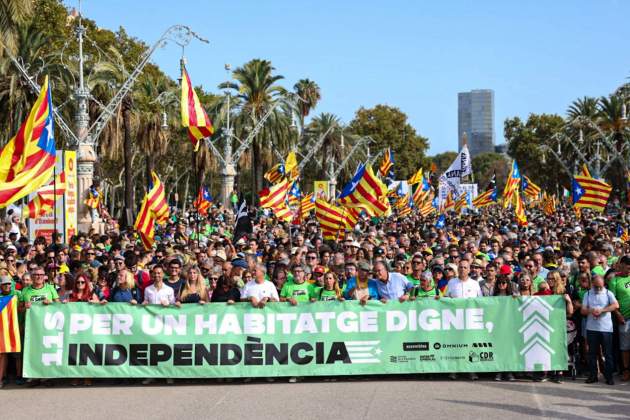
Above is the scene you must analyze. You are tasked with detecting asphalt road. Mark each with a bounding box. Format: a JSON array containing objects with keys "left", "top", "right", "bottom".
[{"left": 2, "top": 375, "right": 629, "bottom": 420}]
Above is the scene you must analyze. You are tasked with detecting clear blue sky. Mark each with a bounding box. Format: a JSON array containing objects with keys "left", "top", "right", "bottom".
[{"left": 76, "top": 0, "right": 630, "bottom": 155}]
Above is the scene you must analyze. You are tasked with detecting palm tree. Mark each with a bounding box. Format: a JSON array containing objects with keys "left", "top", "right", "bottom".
[
  {"left": 0, "top": 23, "right": 70, "bottom": 143},
  {"left": 293, "top": 79, "right": 321, "bottom": 129},
  {"left": 0, "top": 0, "right": 33, "bottom": 54},
  {"left": 134, "top": 73, "right": 176, "bottom": 184},
  {"left": 220, "top": 59, "right": 287, "bottom": 196},
  {"left": 598, "top": 94, "right": 629, "bottom": 193},
  {"left": 309, "top": 112, "right": 344, "bottom": 170}
]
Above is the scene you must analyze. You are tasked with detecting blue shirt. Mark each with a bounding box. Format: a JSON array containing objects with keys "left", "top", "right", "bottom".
[
  {"left": 375, "top": 272, "right": 413, "bottom": 300},
  {"left": 582, "top": 288, "right": 617, "bottom": 333},
  {"left": 343, "top": 277, "right": 380, "bottom": 300}
]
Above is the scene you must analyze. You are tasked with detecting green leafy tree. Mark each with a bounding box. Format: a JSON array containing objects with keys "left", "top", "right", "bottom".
[
  {"left": 505, "top": 114, "right": 566, "bottom": 194},
  {"left": 348, "top": 105, "right": 429, "bottom": 180},
  {"left": 472, "top": 152, "right": 509, "bottom": 189}
]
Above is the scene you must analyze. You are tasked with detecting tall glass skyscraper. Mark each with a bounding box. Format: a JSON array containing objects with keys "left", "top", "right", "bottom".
[{"left": 458, "top": 89, "right": 495, "bottom": 157}]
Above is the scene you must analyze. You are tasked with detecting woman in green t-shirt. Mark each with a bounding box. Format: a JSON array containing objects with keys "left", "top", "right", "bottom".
[{"left": 313, "top": 272, "right": 344, "bottom": 302}]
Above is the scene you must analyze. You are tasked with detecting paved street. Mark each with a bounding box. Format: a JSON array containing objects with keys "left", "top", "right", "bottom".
[{"left": 2, "top": 376, "right": 629, "bottom": 420}]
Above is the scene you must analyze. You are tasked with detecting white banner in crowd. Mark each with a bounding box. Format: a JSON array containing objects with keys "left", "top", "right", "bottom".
[{"left": 438, "top": 144, "right": 472, "bottom": 196}]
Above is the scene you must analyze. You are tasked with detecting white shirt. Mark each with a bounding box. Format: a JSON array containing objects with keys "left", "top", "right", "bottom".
[
  {"left": 144, "top": 283, "right": 175, "bottom": 305},
  {"left": 240, "top": 280, "right": 279, "bottom": 301},
  {"left": 446, "top": 277, "right": 483, "bottom": 298}
]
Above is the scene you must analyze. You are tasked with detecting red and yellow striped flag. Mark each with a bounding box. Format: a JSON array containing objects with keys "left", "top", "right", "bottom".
[
  {"left": 259, "top": 179, "right": 293, "bottom": 222},
  {"left": 181, "top": 64, "right": 214, "bottom": 151},
  {"left": 513, "top": 192, "right": 527, "bottom": 227},
  {"left": 442, "top": 191, "right": 455, "bottom": 212},
  {"left": 134, "top": 172, "right": 170, "bottom": 249},
  {"left": 315, "top": 199, "right": 346, "bottom": 238},
  {"left": 454, "top": 193, "right": 468, "bottom": 214},
  {"left": 0, "top": 296, "right": 21, "bottom": 353},
  {"left": 300, "top": 192, "right": 315, "bottom": 219},
  {"left": 0, "top": 76, "right": 57, "bottom": 208},
  {"left": 23, "top": 171, "right": 66, "bottom": 219}
]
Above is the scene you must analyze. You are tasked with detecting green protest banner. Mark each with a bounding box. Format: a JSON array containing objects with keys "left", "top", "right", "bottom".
[{"left": 24, "top": 296, "right": 567, "bottom": 378}]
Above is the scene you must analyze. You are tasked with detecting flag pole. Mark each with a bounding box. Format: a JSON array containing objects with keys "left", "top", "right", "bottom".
[{"left": 53, "top": 164, "right": 57, "bottom": 239}]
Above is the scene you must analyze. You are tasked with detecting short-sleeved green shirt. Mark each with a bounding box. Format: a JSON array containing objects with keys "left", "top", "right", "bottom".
[
  {"left": 413, "top": 287, "right": 437, "bottom": 298},
  {"left": 19, "top": 283, "right": 59, "bottom": 303},
  {"left": 280, "top": 281, "right": 311, "bottom": 302},
  {"left": 318, "top": 288, "right": 339, "bottom": 301},
  {"left": 612, "top": 275, "right": 630, "bottom": 318}
]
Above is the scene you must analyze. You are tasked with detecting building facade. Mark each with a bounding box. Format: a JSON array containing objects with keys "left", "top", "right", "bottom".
[{"left": 458, "top": 89, "right": 495, "bottom": 157}]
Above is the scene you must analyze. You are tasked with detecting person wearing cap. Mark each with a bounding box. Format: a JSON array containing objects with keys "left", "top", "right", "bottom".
[
  {"left": 469, "top": 258, "right": 485, "bottom": 282},
  {"left": 610, "top": 255, "right": 630, "bottom": 382},
  {"left": 344, "top": 261, "right": 379, "bottom": 303}
]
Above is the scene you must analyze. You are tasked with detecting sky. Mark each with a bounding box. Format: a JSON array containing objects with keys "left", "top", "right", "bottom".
[{"left": 74, "top": 0, "right": 630, "bottom": 155}]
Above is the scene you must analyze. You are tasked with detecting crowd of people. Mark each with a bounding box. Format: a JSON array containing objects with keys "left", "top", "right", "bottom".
[{"left": 1, "top": 198, "right": 629, "bottom": 388}]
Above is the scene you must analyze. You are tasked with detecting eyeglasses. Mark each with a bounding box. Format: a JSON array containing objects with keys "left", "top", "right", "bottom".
[
  {"left": 412, "top": 261, "right": 423, "bottom": 265},
  {"left": 87, "top": 253, "right": 95, "bottom": 256},
  {"left": 33, "top": 273, "right": 45, "bottom": 277},
  {"left": 306, "top": 256, "right": 317, "bottom": 260},
  {"left": 210, "top": 277, "right": 219, "bottom": 281},
  {"left": 76, "top": 281, "right": 86, "bottom": 285}
]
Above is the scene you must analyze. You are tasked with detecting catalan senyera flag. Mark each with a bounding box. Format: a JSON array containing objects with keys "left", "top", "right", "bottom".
[
  {"left": 147, "top": 171, "right": 169, "bottom": 225},
  {"left": 454, "top": 192, "right": 468, "bottom": 214},
  {"left": 300, "top": 192, "right": 315, "bottom": 219},
  {"left": 23, "top": 171, "right": 66, "bottom": 219},
  {"left": 502, "top": 161, "right": 521, "bottom": 208},
  {"left": 572, "top": 175, "right": 612, "bottom": 213},
  {"left": 580, "top": 164, "right": 591, "bottom": 178},
  {"left": 343, "top": 207, "right": 361, "bottom": 230},
  {"left": 0, "top": 76, "right": 56, "bottom": 208},
  {"left": 259, "top": 179, "right": 293, "bottom": 222},
  {"left": 0, "top": 296, "right": 21, "bottom": 353},
  {"left": 193, "top": 185, "right": 212, "bottom": 216},
  {"left": 134, "top": 172, "right": 170, "bottom": 250},
  {"left": 522, "top": 175, "right": 541, "bottom": 200},
  {"left": 264, "top": 163, "right": 285, "bottom": 184},
  {"left": 181, "top": 64, "right": 214, "bottom": 151},
  {"left": 407, "top": 168, "right": 423, "bottom": 185},
  {"left": 617, "top": 225, "right": 629, "bottom": 242},
  {"left": 395, "top": 193, "right": 410, "bottom": 210},
  {"left": 379, "top": 148, "right": 394, "bottom": 178},
  {"left": 134, "top": 194, "right": 155, "bottom": 249},
  {"left": 315, "top": 199, "right": 346, "bottom": 238},
  {"left": 513, "top": 192, "right": 527, "bottom": 227},
  {"left": 338, "top": 164, "right": 390, "bottom": 216}
]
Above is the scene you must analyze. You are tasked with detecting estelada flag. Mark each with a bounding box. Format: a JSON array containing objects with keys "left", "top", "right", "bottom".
[
  {"left": 0, "top": 76, "right": 56, "bottom": 208},
  {"left": 0, "top": 296, "right": 21, "bottom": 353},
  {"left": 193, "top": 185, "right": 212, "bottom": 216},
  {"left": 181, "top": 64, "right": 214, "bottom": 151}
]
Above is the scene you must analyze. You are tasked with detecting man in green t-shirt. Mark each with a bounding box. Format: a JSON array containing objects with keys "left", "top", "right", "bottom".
[
  {"left": 280, "top": 265, "right": 312, "bottom": 305},
  {"left": 19, "top": 267, "right": 59, "bottom": 308},
  {"left": 612, "top": 256, "right": 630, "bottom": 382},
  {"left": 406, "top": 255, "right": 426, "bottom": 286}
]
